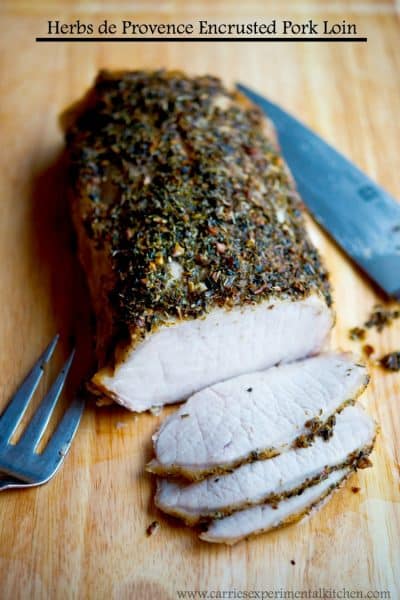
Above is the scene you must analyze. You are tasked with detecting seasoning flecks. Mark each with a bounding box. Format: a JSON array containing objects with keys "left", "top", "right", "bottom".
[
  {"left": 146, "top": 520, "right": 160, "bottom": 537},
  {"left": 379, "top": 351, "right": 400, "bottom": 372},
  {"left": 65, "top": 70, "right": 331, "bottom": 341}
]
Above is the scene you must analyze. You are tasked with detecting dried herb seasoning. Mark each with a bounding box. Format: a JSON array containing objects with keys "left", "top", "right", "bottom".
[
  {"left": 65, "top": 70, "right": 331, "bottom": 339},
  {"left": 146, "top": 520, "right": 160, "bottom": 537},
  {"left": 357, "top": 456, "right": 373, "bottom": 470},
  {"left": 364, "top": 305, "right": 400, "bottom": 332},
  {"left": 362, "top": 344, "right": 374, "bottom": 357},
  {"left": 379, "top": 351, "right": 400, "bottom": 372},
  {"left": 349, "top": 327, "right": 366, "bottom": 341},
  {"left": 317, "top": 414, "right": 336, "bottom": 441},
  {"left": 349, "top": 303, "right": 400, "bottom": 373},
  {"left": 350, "top": 304, "right": 400, "bottom": 340}
]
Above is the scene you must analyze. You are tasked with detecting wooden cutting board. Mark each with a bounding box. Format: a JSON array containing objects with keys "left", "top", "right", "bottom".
[{"left": 0, "top": 1, "right": 399, "bottom": 598}]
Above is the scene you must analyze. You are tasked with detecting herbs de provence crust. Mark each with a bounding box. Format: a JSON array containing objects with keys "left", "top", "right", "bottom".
[{"left": 63, "top": 70, "right": 333, "bottom": 411}]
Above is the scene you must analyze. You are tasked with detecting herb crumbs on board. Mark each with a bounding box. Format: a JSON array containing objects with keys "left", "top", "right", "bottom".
[
  {"left": 350, "top": 304, "right": 400, "bottom": 340},
  {"left": 349, "top": 327, "right": 366, "bottom": 341},
  {"left": 349, "top": 304, "right": 400, "bottom": 374},
  {"left": 146, "top": 521, "right": 160, "bottom": 537},
  {"left": 365, "top": 305, "right": 400, "bottom": 332},
  {"left": 379, "top": 351, "right": 400, "bottom": 372},
  {"left": 362, "top": 344, "right": 374, "bottom": 358}
]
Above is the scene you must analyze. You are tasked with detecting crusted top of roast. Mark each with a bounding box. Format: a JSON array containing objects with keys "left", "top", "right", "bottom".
[{"left": 64, "top": 69, "right": 331, "bottom": 336}]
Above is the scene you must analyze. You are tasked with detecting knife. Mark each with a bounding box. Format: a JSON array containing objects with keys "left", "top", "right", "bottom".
[{"left": 237, "top": 83, "right": 400, "bottom": 299}]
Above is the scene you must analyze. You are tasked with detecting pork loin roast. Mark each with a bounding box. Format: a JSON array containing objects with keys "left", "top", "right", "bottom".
[
  {"left": 200, "top": 467, "right": 351, "bottom": 545},
  {"left": 148, "top": 353, "right": 369, "bottom": 480},
  {"left": 63, "top": 70, "right": 332, "bottom": 411},
  {"left": 155, "top": 405, "right": 376, "bottom": 523}
]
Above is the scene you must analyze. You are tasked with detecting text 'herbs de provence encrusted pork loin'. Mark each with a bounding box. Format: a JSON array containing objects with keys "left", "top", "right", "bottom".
[
  {"left": 63, "top": 70, "right": 333, "bottom": 412},
  {"left": 147, "top": 353, "right": 369, "bottom": 480},
  {"left": 155, "top": 405, "right": 376, "bottom": 524}
]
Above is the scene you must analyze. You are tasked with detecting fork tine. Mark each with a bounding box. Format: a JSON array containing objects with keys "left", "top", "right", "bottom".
[
  {"left": 42, "top": 395, "right": 85, "bottom": 470},
  {"left": 0, "top": 334, "right": 59, "bottom": 443},
  {"left": 18, "top": 349, "right": 75, "bottom": 451}
]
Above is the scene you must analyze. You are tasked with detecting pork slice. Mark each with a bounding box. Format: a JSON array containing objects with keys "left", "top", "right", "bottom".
[
  {"left": 92, "top": 294, "right": 332, "bottom": 412},
  {"left": 199, "top": 467, "right": 351, "bottom": 545},
  {"left": 63, "top": 70, "right": 333, "bottom": 412},
  {"left": 155, "top": 405, "right": 376, "bottom": 523},
  {"left": 147, "top": 354, "right": 369, "bottom": 480}
]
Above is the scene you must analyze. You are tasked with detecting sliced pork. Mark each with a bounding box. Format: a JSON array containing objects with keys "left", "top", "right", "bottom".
[
  {"left": 147, "top": 354, "right": 369, "bottom": 480},
  {"left": 63, "top": 70, "right": 332, "bottom": 412},
  {"left": 200, "top": 467, "right": 351, "bottom": 545},
  {"left": 155, "top": 405, "right": 376, "bottom": 523}
]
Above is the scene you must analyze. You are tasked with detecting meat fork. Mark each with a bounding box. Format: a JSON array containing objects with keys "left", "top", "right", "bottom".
[{"left": 0, "top": 335, "right": 85, "bottom": 491}]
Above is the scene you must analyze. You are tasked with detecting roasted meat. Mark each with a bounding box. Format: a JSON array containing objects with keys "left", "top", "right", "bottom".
[
  {"left": 155, "top": 405, "right": 376, "bottom": 523},
  {"left": 147, "top": 353, "right": 369, "bottom": 480},
  {"left": 200, "top": 467, "right": 351, "bottom": 545},
  {"left": 63, "top": 70, "right": 332, "bottom": 411}
]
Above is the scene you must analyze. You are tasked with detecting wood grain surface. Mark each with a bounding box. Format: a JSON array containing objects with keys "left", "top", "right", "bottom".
[{"left": 0, "top": 1, "right": 399, "bottom": 598}]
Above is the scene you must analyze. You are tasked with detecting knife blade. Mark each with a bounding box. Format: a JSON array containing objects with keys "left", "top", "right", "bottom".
[{"left": 237, "top": 83, "right": 400, "bottom": 299}]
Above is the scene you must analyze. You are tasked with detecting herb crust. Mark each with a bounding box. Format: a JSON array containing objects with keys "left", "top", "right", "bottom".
[{"left": 64, "top": 70, "right": 331, "bottom": 342}]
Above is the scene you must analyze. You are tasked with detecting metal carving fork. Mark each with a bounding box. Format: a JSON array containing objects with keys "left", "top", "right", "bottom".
[{"left": 0, "top": 335, "right": 85, "bottom": 491}]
